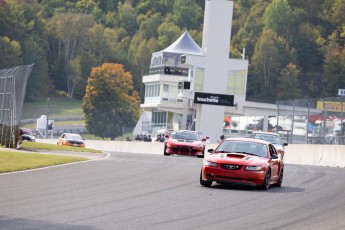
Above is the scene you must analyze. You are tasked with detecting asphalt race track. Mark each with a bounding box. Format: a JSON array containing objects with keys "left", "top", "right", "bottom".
[{"left": 1, "top": 152, "right": 345, "bottom": 230}]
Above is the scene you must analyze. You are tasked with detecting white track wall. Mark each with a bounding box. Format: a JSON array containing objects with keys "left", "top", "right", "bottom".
[{"left": 38, "top": 139, "right": 345, "bottom": 168}]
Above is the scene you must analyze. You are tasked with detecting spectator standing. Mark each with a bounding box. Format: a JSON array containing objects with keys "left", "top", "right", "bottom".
[
  {"left": 218, "top": 135, "right": 225, "bottom": 143},
  {"left": 155, "top": 134, "right": 162, "bottom": 142},
  {"left": 205, "top": 136, "right": 211, "bottom": 144},
  {"left": 134, "top": 135, "right": 141, "bottom": 141}
]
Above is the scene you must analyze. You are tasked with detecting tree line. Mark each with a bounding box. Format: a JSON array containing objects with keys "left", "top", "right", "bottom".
[{"left": 1, "top": 0, "right": 345, "bottom": 103}]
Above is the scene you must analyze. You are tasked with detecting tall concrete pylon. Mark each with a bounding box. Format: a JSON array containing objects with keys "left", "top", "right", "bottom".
[{"left": 184, "top": 0, "right": 248, "bottom": 143}]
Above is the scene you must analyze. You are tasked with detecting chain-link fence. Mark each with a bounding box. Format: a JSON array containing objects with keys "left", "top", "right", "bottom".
[
  {"left": 0, "top": 64, "right": 34, "bottom": 148},
  {"left": 276, "top": 97, "right": 345, "bottom": 144}
]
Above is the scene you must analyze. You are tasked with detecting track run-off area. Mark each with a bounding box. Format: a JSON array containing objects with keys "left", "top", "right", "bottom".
[{"left": 1, "top": 150, "right": 345, "bottom": 230}]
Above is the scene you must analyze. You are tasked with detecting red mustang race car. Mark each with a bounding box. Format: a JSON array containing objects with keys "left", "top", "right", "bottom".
[
  {"left": 164, "top": 130, "right": 206, "bottom": 158},
  {"left": 200, "top": 138, "right": 284, "bottom": 190}
]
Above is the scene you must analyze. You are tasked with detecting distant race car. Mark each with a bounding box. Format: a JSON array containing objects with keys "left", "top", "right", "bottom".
[
  {"left": 57, "top": 133, "right": 85, "bottom": 148},
  {"left": 200, "top": 137, "right": 284, "bottom": 190},
  {"left": 249, "top": 131, "right": 288, "bottom": 157},
  {"left": 164, "top": 130, "right": 206, "bottom": 158},
  {"left": 20, "top": 128, "right": 35, "bottom": 142}
]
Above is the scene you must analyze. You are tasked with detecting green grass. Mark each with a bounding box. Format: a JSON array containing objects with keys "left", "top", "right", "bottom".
[
  {"left": 21, "top": 141, "right": 102, "bottom": 153},
  {"left": 22, "top": 97, "right": 83, "bottom": 120},
  {"left": 0, "top": 141, "right": 102, "bottom": 173},
  {"left": 23, "top": 120, "right": 85, "bottom": 129},
  {"left": 0, "top": 151, "right": 88, "bottom": 173}
]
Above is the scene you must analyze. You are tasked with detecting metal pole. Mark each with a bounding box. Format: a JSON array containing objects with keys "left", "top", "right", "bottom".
[
  {"left": 339, "top": 96, "right": 344, "bottom": 144},
  {"left": 306, "top": 99, "right": 310, "bottom": 144},
  {"left": 323, "top": 100, "right": 327, "bottom": 140},
  {"left": 291, "top": 100, "right": 295, "bottom": 144},
  {"left": 276, "top": 101, "right": 280, "bottom": 133},
  {"left": 45, "top": 98, "right": 50, "bottom": 139}
]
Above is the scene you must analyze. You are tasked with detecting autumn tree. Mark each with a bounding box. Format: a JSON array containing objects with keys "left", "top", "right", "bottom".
[
  {"left": 232, "top": 1, "right": 268, "bottom": 59},
  {"left": 323, "top": 44, "right": 345, "bottom": 97},
  {"left": 117, "top": 1, "right": 138, "bottom": 37},
  {"left": 82, "top": 63, "right": 140, "bottom": 140},
  {"left": 0, "top": 36, "right": 22, "bottom": 68},
  {"left": 157, "top": 15, "right": 181, "bottom": 50},
  {"left": 251, "top": 29, "right": 286, "bottom": 100},
  {"left": 173, "top": 0, "right": 202, "bottom": 30},
  {"left": 263, "top": 0, "right": 293, "bottom": 39},
  {"left": 277, "top": 63, "right": 301, "bottom": 100},
  {"left": 46, "top": 13, "right": 95, "bottom": 99}
]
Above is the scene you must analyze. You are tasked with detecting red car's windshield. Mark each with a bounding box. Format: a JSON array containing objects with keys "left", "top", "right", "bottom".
[
  {"left": 215, "top": 141, "right": 268, "bottom": 158},
  {"left": 250, "top": 134, "right": 282, "bottom": 145},
  {"left": 171, "top": 131, "right": 200, "bottom": 141},
  {"left": 22, "top": 130, "right": 33, "bottom": 135},
  {"left": 65, "top": 134, "right": 83, "bottom": 140}
]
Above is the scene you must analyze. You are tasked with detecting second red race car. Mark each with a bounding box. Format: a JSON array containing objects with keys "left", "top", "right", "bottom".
[
  {"left": 164, "top": 130, "right": 206, "bottom": 158},
  {"left": 200, "top": 137, "right": 284, "bottom": 190}
]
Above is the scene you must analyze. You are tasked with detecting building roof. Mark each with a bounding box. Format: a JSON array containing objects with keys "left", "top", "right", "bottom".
[{"left": 162, "top": 30, "right": 202, "bottom": 55}]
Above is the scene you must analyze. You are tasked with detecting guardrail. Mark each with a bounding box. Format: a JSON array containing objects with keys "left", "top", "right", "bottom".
[{"left": 36, "top": 139, "right": 345, "bottom": 168}]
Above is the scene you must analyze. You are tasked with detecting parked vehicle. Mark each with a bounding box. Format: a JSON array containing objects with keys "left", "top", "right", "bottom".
[
  {"left": 164, "top": 130, "right": 206, "bottom": 158},
  {"left": 249, "top": 131, "right": 288, "bottom": 157},
  {"left": 20, "top": 128, "right": 35, "bottom": 142},
  {"left": 200, "top": 138, "right": 284, "bottom": 190},
  {"left": 57, "top": 133, "right": 85, "bottom": 148}
]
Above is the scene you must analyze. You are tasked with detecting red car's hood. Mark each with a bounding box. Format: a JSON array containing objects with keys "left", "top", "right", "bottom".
[{"left": 206, "top": 153, "right": 268, "bottom": 165}]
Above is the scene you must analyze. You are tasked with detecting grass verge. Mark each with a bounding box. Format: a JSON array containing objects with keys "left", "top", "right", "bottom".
[
  {"left": 0, "top": 142, "right": 102, "bottom": 174},
  {"left": 21, "top": 141, "right": 102, "bottom": 153},
  {"left": 22, "top": 97, "right": 83, "bottom": 120},
  {"left": 0, "top": 151, "right": 88, "bottom": 173}
]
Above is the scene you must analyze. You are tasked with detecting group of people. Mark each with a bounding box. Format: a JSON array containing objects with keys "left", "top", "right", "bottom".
[
  {"left": 133, "top": 134, "right": 152, "bottom": 142},
  {"left": 203, "top": 134, "right": 225, "bottom": 144},
  {"left": 154, "top": 134, "right": 165, "bottom": 142},
  {"left": 125, "top": 134, "right": 152, "bottom": 142}
]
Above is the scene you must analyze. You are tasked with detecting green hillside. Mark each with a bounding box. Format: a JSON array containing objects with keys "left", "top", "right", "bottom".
[{"left": 1, "top": 0, "right": 345, "bottom": 103}]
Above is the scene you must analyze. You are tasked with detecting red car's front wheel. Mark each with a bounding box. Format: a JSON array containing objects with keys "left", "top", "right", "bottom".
[
  {"left": 261, "top": 169, "right": 271, "bottom": 190},
  {"left": 163, "top": 145, "right": 170, "bottom": 156},
  {"left": 200, "top": 170, "right": 212, "bottom": 187},
  {"left": 275, "top": 169, "right": 283, "bottom": 187}
]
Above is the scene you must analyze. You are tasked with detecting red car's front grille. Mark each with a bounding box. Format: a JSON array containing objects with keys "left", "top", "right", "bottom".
[
  {"left": 220, "top": 164, "right": 242, "bottom": 170},
  {"left": 172, "top": 147, "right": 196, "bottom": 153}
]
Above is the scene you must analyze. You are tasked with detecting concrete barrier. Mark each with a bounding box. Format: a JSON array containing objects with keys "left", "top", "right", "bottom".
[
  {"left": 36, "top": 139, "right": 345, "bottom": 168},
  {"left": 284, "top": 144, "right": 345, "bottom": 168}
]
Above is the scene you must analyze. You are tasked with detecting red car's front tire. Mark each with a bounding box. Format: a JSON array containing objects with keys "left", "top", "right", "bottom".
[
  {"left": 261, "top": 169, "right": 271, "bottom": 190},
  {"left": 163, "top": 145, "right": 170, "bottom": 156},
  {"left": 200, "top": 170, "right": 212, "bottom": 187},
  {"left": 275, "top": 169, "right": 283, "bottom": 187}
]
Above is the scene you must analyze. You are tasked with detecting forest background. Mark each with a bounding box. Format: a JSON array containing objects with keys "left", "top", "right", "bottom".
[{"left": 1, "top": 0, "right": 345, "bottom": 104}]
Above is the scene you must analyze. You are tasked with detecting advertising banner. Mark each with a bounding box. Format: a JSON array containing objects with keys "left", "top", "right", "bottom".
[{"left": 194, "top": 92, "right": 234, "bottom": 106}]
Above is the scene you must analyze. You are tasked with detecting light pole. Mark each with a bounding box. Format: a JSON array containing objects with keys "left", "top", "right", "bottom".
[{"left": 46, "top": 98, "right": 50, "bottom": 139}]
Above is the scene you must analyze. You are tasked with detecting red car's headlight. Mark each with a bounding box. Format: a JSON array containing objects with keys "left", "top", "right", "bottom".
[
  {"left": 244, "top": 166, "right": 264, "bottom": 171},
  {"left": 197, "top": 143, "right": 204, "bottom": 148},
  {"left": 203, "top": 160, "right": 218, "bottom": 167}
]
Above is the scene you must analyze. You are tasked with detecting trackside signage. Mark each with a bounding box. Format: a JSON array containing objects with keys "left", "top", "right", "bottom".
[{"left": 194, "top": 92, "right": 234, "bottom": 106}]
